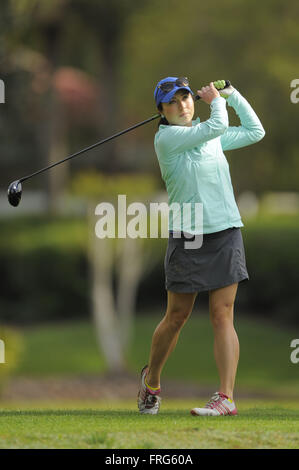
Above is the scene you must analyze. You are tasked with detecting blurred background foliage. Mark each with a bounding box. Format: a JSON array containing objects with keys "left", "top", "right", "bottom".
[
  {"left": 0, "top": 0, "right": 298, "bottom": 390},
  {"left": 0, "top": 0, "right": 298, "bottom": 190},
  {"left": 0, "top": 213, "right": 298, "bottom": 326},
  {"left": 0, "top": 326, "right": 24, "bottom": 394}
]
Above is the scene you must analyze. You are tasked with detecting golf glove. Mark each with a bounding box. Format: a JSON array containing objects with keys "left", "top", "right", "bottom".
[{"left": 214, "top": 79, "right": 235, "bottom": 99}]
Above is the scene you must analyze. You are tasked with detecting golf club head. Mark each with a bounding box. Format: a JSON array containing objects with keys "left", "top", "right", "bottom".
[{"left": 7, "top": 180, "right": 22, "bottom": 207}]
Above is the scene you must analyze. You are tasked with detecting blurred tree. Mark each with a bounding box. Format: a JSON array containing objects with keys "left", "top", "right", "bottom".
[
  {"left": 0, "top": 325, "right": 24, "bottom": 397},
  {"left": 5, "top": 0, "right": 76, "bottom": 212},
  {"left": 3, "top": 0, "right": 155, "bottom": 210},
  {"left": 121, "top": 0, "right": 299, "bottom": 194},
  {"left": 71, "top": 171, "right": 163, "bottom": 373},
  {"left": 70, "top": 0, "right": 154, "bottom": 173},
  {"left": 1, "top": 0, "right": 299, "bottom": 194}
]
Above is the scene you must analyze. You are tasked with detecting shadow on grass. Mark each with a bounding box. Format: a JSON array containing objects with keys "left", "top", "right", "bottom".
[{"left": 1, "top": 408, "right": 299, "bottom": 420}]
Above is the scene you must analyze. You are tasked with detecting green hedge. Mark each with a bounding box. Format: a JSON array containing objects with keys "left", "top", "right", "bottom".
[
  {"left": 0, "top": 214, "right": 298, "bottom": 326},
  {"left": 0, "top": 216, "right": 89, "bottom": 324},
  {"left": 241, "top": 214, "right": 299, "bottom": 325}
]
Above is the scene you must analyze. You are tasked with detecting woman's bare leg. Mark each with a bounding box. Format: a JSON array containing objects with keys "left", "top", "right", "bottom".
[
  {"left": 146, "top": 290, "right": 198, "bottom": 388},
  {"left": 209, "top": 283, "right": 239, "bottom": 400}
]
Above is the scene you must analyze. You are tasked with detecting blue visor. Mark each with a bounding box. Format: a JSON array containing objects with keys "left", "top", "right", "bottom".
[{"left": 154, "top": 76, "right": 194, "bottom": 107}]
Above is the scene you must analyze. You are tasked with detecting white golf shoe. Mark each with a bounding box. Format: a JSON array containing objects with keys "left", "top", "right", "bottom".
[{"left": 191, "top": 391, "right": 238, "bottom": 416}]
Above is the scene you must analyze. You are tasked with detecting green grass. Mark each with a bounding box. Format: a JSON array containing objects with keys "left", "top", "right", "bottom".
[
  {"left": 0, "top": 399, "right": 298, "bottom": 449},
  {"left": 12, "top": 312, "right": 299, "bottom": 396},
  {"left": 3, "top": 311, "right": 299, "bottom": 449}
]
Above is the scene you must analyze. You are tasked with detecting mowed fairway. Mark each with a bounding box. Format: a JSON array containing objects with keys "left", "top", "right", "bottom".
[
  {"left": 2, "top": 313, "right": 299, "bottom": 449},
  {"left": 0, "top": 399, "right": 299, "bottom": 449}
]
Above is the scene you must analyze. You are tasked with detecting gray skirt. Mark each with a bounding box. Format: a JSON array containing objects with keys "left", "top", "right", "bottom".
[{"left": 164, "top": 227, "right": 249, "bottom": 293}]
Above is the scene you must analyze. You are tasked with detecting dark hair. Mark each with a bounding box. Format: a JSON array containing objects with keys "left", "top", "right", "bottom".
[
  {"left": 157, "top": 103, "right": 169, "bottom": 126},
  {"left": 156, "top": 90, "right": 192, "bottom": 128}
]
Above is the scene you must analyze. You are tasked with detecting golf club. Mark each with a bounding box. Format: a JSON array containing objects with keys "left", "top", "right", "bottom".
[
  {"left": 7, "top": 114, "right": 160, "bottom": 207},
  {"left": 7, "top": 80, "right": 231, "bottom": 207},
  {"left": 195, "top": 80, "right": 231, "bottom": 101}
]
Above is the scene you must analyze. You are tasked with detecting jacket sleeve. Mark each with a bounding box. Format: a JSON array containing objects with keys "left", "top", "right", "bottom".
[
  {"left": 220, "top": 90, "right": 265, "bottom": 151},
  {"left": 155, "top": 96, "right": 229, "bottom": 157}
]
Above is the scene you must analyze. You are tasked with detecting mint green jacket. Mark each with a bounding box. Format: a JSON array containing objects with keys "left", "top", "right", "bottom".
[{"left": 154, "top": 90, "right": 265, "bottom": 234}]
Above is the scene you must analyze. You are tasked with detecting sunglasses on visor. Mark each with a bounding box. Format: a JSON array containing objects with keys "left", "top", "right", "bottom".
[{"left": 155, "top": 77, "right": 189, "bottom": 99}]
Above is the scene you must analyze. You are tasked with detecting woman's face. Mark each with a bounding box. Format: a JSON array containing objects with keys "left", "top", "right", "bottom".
[{"left": 160, "top": 90, "right": 194, "bottom": 127}]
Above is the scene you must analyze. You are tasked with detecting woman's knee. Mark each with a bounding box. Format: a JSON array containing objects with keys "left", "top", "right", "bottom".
[
  {"left": 165, "top": 306, "right": 192, "bottom": 331},
  {"left": 165, "top": 291, "right": 197, "bottom": 330},
  {"left": 209, "top": 283, "right": 237, "bottom": 328},
  {"left": 210, "top": 302, "right": 234, "bottom": 329}
]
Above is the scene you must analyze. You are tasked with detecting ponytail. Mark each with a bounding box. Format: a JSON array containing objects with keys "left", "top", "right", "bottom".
[{"left": 157, "top": 103, "right": 169, "bottom": 127}]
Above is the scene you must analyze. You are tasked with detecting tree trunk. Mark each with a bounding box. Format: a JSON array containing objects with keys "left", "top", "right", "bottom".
[
  {"left": 115, "top": 236, "right": 144, "bottom": 352},
  {"left": 42, "top": 21, "right": 70, "bottom": 214},
  {"left": 87, "top": 196, "right": 163, "bottom": 374},
  {"left": 46, "top": 90, "right": 68, "bottom": 214},
  {"left": 88, "top": 204, "right": 125, "bottom": 372}
]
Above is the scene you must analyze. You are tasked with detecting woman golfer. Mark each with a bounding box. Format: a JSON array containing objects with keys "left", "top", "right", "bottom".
[{"left": 137, "top": 77, "right": 265, "bottom": 415}]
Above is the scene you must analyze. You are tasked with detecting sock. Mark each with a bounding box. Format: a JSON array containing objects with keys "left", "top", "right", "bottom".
[
  {"left": 145, "top": 377, "right": 160, "bottom": 392},
  {"left": 219, "top": 392, "right": 233, "bottom": 402}
]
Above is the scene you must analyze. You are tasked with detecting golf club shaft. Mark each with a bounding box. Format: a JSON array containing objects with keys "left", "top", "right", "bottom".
[
  {"left": 17, "top": 80, "right": 230, "bottom": 184},
  {"left": 19, "top": 113, "right": 160, "bottom": 184}
]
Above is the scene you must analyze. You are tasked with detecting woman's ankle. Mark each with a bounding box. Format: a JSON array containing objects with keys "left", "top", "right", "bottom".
[
  {"left": 146, "top": 371, "right": 160, "bottom": 390},
  {"left": 219, "top": 389, "right": 234, "bottom": 401}
]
